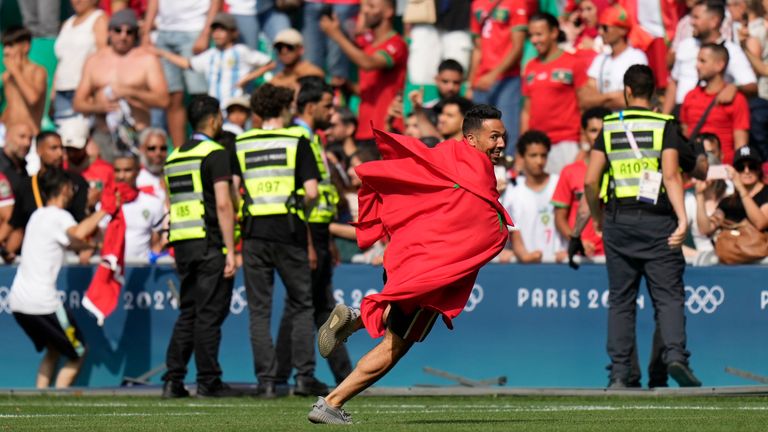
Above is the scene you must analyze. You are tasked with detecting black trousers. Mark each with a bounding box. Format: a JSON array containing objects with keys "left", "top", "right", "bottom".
[
  {"left": 242, "top": 238, "right": 316, "bottom": 383},
  {"left": 164, "top": 244, "right": 233, "bottom": 386},
  {"left": 275, "top": 243, "right": 353, "bottom": 384},
  {"left": 603, "top": 211, "right": 690, "bottom": 382}
]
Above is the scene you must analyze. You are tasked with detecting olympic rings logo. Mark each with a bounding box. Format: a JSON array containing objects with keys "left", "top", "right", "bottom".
[
  {"left": 0, "top": 286, "right": 10, "bottom": 314},
  {"left": 464, "top": 284, "right": 484, "bottom": 312},
  {"left": 230, "top": 286, "right": 248, "bottom": 315},
  {"left": 685, "top": 285, "right": 725, "bottom": 314}
]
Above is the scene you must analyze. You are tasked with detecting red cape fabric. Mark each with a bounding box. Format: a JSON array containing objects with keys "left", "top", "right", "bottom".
[
  {"left": 355, "top": 130, "right": 513, "bottom": 338},
  {"left": 82, "top": 183, "right": 138, "bottom": 326}
]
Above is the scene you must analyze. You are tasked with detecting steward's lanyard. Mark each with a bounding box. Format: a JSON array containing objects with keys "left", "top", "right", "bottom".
[{"left": 618, "top": 111, "right": 643, "bottom": 160}]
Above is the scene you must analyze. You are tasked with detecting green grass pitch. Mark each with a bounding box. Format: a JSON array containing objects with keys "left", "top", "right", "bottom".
[{"left": 1, "top": 395, "right": 767, "bottom": 431}]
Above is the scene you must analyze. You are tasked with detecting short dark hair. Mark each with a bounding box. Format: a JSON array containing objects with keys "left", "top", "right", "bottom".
[
  {"left": 700, "top": 42, "right": 730, "bottom": 70},
  {"left": 437, "top": 59, "right": 464, "bottom": 76},
  {"left": 251, "top": 83, "right": 294, "bottom": 119},
  {"left": 696, "top": 0, "right": 726, "bottom": 25},
  {"left": 462, "top": 104, "right": 502, "bottom": 136},
  {"left": 529, "top": 12, "right": 566, "bottom": 43},
  {"left": 40, "top": 167, "right": 72, "bottom": 201},
  {"left": 516, "top": 130, "right": 551, "bottom": 156},
  {"left": 624, "top": 64, "right": 655, "bottom": 100},
  {"left": 2, "top": 27, "right": 32, "bottom": 46},
  {"left": 113, "top": 152, "right": 140, "bottom": 167},
  {"left": 438, "top": 96, "right": 474, "bottom": 117},
  {"left": 698, "top": 132, "right": 721, "bottom": 150},
  {"left": 581, "top": 106, "right": 612, "bottom": 129},
  {"left": 335, "top": 106, "right": 358, "bottom": 131},
  {"left": 36, "top": 131, "right": 61, "bottom": 148},
  {"left": 296, "top": 77, "right": 333, "bottom": 113},
  {"left": 187, "top": 95, "right": 221, "bottom": 131}
]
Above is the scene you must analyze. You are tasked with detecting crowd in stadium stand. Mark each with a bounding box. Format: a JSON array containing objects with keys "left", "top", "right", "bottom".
[{"left": 0, "top": 0, "right": 767, "bottom": 265}]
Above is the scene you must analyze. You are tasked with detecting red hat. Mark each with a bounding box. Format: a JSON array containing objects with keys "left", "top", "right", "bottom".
[{"left": 599, "top": 4, "right": 632, "bottom": 30}]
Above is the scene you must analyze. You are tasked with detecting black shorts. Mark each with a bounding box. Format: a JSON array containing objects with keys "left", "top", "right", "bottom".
[
  {"left": 383, "top": 268, "right": 440, "bottom": 343},
  {"left": 13, "top": 307, "right": 86, "bottom": 360}
]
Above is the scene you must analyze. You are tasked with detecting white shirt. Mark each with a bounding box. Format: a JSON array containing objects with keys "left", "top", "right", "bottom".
[
  {"left": 156, "top": 0, "right": 210, "bottom": 32},
  {"left": 54, "top": 9, "right": 104, "bottom": 91},
  {"left": 684, "top": 191, "right": 714, "bottom": 253},
  {"left": 100, "top": 192, "right": 165, "bottom": 261},
  {"left": 189, "top": 44, "right": 271, "bottom": 106},
  {"left": 588, "top": 46, "right": 648, "bottom": 93},
  {"left": 137, "top": 167, "right": 166, "bottom": 203},
  {"left": 226, "top": 0, "right": 256, "bottom": 15},
  {"left": 501, "top": 175, "right": 564, "bottom": 262},
  {"left": 671, "top": 37, "right": 756, "bottom": 104},
  {"left": 9, "top": 207, "right": 76, "bottom": 315}
]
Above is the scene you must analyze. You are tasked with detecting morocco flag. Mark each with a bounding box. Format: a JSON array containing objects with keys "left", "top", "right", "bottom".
[
  {"left": 354, "top": 130, "right": 513, "bottom": 338},
  {"left": 82, "top": 183, "right": 138, "bottom": 326}
]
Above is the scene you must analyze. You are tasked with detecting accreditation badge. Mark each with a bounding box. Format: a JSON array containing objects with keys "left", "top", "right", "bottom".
[{"left": 637, "top": 170, "right": 662, "bottom": 204}]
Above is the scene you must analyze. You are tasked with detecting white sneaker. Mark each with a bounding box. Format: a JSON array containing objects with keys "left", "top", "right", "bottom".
[{"left": 308, "top": 396, "right": 352, "bottom": 425}]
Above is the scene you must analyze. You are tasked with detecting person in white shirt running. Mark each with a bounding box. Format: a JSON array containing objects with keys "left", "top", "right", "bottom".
[{"left": 9, "top": 168, "right": 112, "bottom": 388}]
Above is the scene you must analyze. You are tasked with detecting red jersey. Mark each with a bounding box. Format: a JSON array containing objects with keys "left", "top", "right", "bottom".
[
  {"left": 100, "top": 0, "right": 147, "bottom": 17},
  {"left": 550, "top": 160, "right": 604, "bottom": 256},
  {"left": 522, "top": 50, "right": 587, "bottom": 144},
  {"left": 82, "top": 159, "right": 115, "bottom": 193},
  {"left": 471, "top": 0, "right": 528, "bottom": 85},
  {"left": 356, "top": 31, "right": 408, "bottom": 140},
  {"left": 680, "top": 86, "right": 750, "bottom": 165}
]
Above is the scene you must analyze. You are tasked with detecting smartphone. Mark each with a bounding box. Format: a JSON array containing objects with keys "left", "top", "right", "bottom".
[
  {"left": 320, "top": 5, "right": 334, "bottom": 18},
  {"left": 707, "top": 164, "right": 729, "bottom": 180}
]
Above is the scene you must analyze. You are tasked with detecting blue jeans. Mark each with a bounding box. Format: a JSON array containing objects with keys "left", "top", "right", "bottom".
[
  {"left": 750, "top": 97, "right": 768, "bottom": 161},
  {"left": 233, "top": 7, "right": 291, "bottom": 50},
  {"left": 302, "top": 2, "right": 359, "bottom": 79},
  {"left": 155, "top": 30, "right": 209, "bottom": 94},
  {"left": 52, "top": 90, "right": 76, "bottom": 122},
  {"left": 473, "top": 76, "right": 521, "bottom": 156}
]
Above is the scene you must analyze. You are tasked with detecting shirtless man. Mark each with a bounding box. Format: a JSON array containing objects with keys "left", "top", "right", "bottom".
[
  {"left": 261, "top": 29, "right": 324, "bottom": 90},
  {"left": 1, "top": 27, "right": 47, "bottom": 133},
  {"left": 73, "top": 9, "right": 168, "bottom": 162}
]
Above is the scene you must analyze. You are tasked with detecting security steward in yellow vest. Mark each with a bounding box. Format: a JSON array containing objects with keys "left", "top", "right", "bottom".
[
  {"left": 162, "top": 95, "right": 239, "bottom": 398},
  {"left": 274, "top": 78, "right": 352, "bottom": 387},
  {"left": 234, "top": 83, "right": 327, "bottom": 398},
  {"left": 584, "top": 65, "right": 702, "bottom": 389}
]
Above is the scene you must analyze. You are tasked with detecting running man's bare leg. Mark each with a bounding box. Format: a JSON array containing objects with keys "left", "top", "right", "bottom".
[
  {"left": 36, "top": 348, "right": 60, "bottom": 388},
  {"left": 324, "top": 328, "right": 413, "bottom": 408}
]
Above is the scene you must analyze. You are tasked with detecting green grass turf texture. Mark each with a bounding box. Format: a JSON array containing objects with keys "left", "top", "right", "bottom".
[{"left": 1, "top": 395, "right": 767, "bottom": 431}]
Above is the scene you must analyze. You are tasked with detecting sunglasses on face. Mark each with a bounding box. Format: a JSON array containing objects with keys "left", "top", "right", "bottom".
[
  {"left": 599, "top": 25, "right": 609, "bottom": 31},
  {"left": 735, "top": 161, "right": 760, "bottom": 173},
  {"left": 274, "top": 43, "right": 296, "bottom": 52},
  {"left": 110, "top": 26, "right": 137, "bottom": 36},
  {"left": 146, "top": 145, "right": 167, "bottom": 152}
]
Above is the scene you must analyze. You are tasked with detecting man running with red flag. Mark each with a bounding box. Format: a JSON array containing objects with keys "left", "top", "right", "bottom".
[{"left": 308, "top": 105, "right": 513, "bottom": 424}]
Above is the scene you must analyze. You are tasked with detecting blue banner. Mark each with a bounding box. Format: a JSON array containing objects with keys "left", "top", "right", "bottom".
[{"left": 0, "top": 264, "right": 766, "bottom": 388}]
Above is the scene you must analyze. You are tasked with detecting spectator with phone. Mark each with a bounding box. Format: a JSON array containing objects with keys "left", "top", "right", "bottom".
[
  {"left": 698, "top": 146, "right": 768, "bottom": 237},
  {"left": 302, "top": 1, "right": 360, "bottom": 85},
  {"left": 686, "top": 136, "right": 729, "bottom": 256}
]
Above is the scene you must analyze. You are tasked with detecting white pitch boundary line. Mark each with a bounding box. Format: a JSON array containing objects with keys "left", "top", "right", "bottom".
[{"left": 0, "top": 412, "right": 206, "bottom": 419}]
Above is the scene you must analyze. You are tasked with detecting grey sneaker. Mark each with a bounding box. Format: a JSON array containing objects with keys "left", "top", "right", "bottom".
[
  {"left": 318, "top": 304, "right": 359, "bottom": 358},
  {"left": 308, "top": 396, "right": 352, "bottom": 425}
]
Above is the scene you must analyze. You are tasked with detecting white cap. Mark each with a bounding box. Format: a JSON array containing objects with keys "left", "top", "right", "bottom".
[{"left": 58, "top": 117, "right": 90, "bottom": 149}]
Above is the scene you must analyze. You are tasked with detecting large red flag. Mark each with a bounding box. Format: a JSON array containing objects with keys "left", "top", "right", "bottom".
[
  {"left": 355, "top": 130, "right": 513, "bottom": 338},
  {"left": 82, "top": 183, "right": 138, "bottom": 326}
]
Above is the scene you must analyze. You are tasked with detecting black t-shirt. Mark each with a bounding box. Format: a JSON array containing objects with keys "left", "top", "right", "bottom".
[
  {"left": 436, "top": 0, "right": 470, "bottom": 32},
  {"left": 171, "top": 138, "right": 232, "bottom": 249},
  {"left": 10, "top": 170, "right": 88, "bottom": 229},
  {"left": 718, "top": 186, "right": 768, "bottom": 223},
  {"left": 0, "top": 151, "right": 28, "bottom": 195},
  {"left": 593, "top": 109, "right": 689, "bottom": 214},
  {"left": 239, "top": 135, "right": 321, "bottom": 246}
]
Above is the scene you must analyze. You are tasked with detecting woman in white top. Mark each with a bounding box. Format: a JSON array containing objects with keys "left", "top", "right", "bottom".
[{"left": 52, "top": 0, "right": 107, "bottom": 121}]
